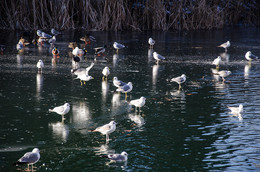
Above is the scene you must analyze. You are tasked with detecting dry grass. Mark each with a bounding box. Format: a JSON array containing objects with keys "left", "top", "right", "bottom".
[{"left": 0, "top": 0, "right": 259, "bottom": 31}]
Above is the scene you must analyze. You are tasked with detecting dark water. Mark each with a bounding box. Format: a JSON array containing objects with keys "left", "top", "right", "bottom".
[{"left": 0, "top": 28, "right": 260, "bottom": 171}]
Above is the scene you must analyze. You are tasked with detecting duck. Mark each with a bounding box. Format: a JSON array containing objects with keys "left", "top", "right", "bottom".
[{"left": 80, "top": 34, "right": 96, "bottom": 45}]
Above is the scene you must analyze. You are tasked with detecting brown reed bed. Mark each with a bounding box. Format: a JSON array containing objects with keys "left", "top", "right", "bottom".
[{"left": 0, "top": 0, "right": 259, "bottom": 31}]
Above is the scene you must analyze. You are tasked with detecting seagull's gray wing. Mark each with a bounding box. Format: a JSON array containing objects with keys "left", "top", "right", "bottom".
[{"left": 19, "top": 152, "right": 38, "bottom": 164}]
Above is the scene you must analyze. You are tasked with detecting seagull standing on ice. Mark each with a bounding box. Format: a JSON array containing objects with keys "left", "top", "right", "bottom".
[
  {"left": 129, "top": 96, "right": 146, "bottom": 111},
  {"left": 49, "top": 103, "right": 70, "bottom": 120},
  {"left": 217, "top": 70, "right": 231, "bottom": 82},
  {"left": 37, "top": 60, "right": 44, "bottom": 73},
  {"left": 116, "top": 82, "right": 133, "bottom": 99},
  {"left": 212, "top": 56, "right": 222, "bottom": 68},
  {"left": 113, "top": 42, "right": 125, "bottom": 54},
  {"left": 148, "top": 38, "right": 155, "bottom": 49},
  {"left": 93, "top": 121, "right": 117, "bottom": 143},
  {"left": 102, "top": 66, "right": 110, "bottom": 81},
  {"left": 245, "top": 51, "right": 258, "bottom": 62},
  {"left": 218, "top": 41, "right": 230, "bottom": 52},
  {"left": 153, "top": 52, "right": 165, "bottom": 64},
  {"left": 113, "top": 77, "right": 126, "bottom": 88},
  {"left": 13, "top": 148, "right": 40, "bottom": 171},
  {"left": 170, "top": 74, "right": 186, "bottom": 90}
]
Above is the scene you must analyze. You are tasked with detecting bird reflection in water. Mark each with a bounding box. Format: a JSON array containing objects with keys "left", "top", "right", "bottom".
[
  {"left": 71, "top": 101, "right": 92, "bottom": 134},
  {"left": 128, "top": 113, "right": 145, "bottom": 127},
  {"left": 102, "top": 80, "right": 109, "bottom": 103},
  {"left": 48, "top": 122, "right": 69, "bottom": 142},
  {"left": 148, "top": 49, "right": 154, "bottom": 63},
  {"left": 36, "top": 73, "right": 43, "bottom": 101}
]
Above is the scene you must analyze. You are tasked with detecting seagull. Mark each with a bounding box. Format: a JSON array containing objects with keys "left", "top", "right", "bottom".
[
  {"left": 170, "top": 74, "right": 186, "bottom": 89},
  {"left": 228, "top": 104, "right": 243, "bottom": 120},
  {"left": 113, "top": 77, "right": 127, "bottom": 88},
  {"left": 94, "top": 45, "right": 106, "bottom": 56},
  {"left": 218, "top": 41, "right": 230, "bottom": 52},
  {"left": 48, "top": 36, "right": 56, "bottom": 44},
  {"left": 212, "top": 56, "right": 222, "bottom": 68},
  {"left": 37, "top": 60, "right": 44, "bottom": 73},
  {"left": 102, "top": 66, "right": 110, "bottom": 81},
  {"left": 245, "top": 51, "right": 258, "bottom": 62},
  {"left": 41, "top": 32, "right": 52, "bottom": 39},
  {"left": 49, "top": 103, "right": 70, "bottom": 120},
  {"left": 116, "top": 82, "right": 133, "bottom": 99},
  {"left": 153, "top": 52, "right": 165, "bottom": 64},
  {"left": 80, "top": 34, "right": 96, "bottom": 45},
  {"left": 13, "top": 148, "right": 40, "bottom": 171},
  {"left": 72, "top": 47, "right": 85, "bottom": 57},
  {"left": 71, "top": 62, "right": 94, "bottom": 76},
  {"left": 217, "top": 70, "right": 231, "bottom": 82},
  {"left": 36, "top": 30, "right": 42, "bottom": 37},
  {"left": 75, "top": 74, "right": 94, "bottom": 86},
  {"left": 93, "top": 121, "right": 117, "bottom": 143},
  {"left": 148, "top": 38, "right": 155, "bottom": 49},
  {"left": 129, "top": 97, "right": 146, "bottom": 111},
  {"left": 51, "top": 28, "right": 61, "bottom": 36},
  {"left": 101, "top": 152, "right": 128, "bottom": 162},
  {"left": 228, "top": 104, "right": 243, "bottom": 114},
  {"left": 113, "top": 42, "right": 125, "bottom": 53}
]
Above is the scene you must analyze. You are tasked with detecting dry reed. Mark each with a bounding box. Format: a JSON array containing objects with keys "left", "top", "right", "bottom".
[{"left": 0, "top": 0, "right": 259, "bottom": 31}]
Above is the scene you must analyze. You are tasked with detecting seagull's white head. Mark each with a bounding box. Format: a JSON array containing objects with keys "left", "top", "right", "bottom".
[
  {"left": 64, "top": 103, "right": 70, "bottom": 107},
  {"left": 32, "top": 148, "right": 40, "bottom": 153},
  {"left": 121, "top": 152, "right": 128, "bottom": 157},
  {"left": 110, "top": 121, "right": 117, "bottom": 125},
  {"left": 239, "top": 104, "right": 243, "bottom": 112}
]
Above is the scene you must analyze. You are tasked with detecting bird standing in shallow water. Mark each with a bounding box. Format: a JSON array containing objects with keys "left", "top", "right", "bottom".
[
  {"left": 13, "top": 148, "right": 40, "bottom": 171},
  {"left": 102, "top": 66, "right": 110, "bottom": 81},
  {"left": 218, "top": 41, "right": 230, "bottom": 52},
  {"left": 94, "top": 45, "right": 106, "bottom": 56},
  {"left": 93, "top": 121, "right": 117, "bottom": 143},
  {"left": 170, "top": 74, "right": 186, "bottom": 90}
]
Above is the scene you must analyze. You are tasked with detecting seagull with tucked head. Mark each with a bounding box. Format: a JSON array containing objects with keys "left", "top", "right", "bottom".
[
  {"left": 148, "top": 38, "right": 155, "bottom": 49},
  {"left": 245, "top": 51, "right": 258, "bottom": 62},
  {"left": 102, "top": 66, "right": 110, "bottom": 81},
  {"left": 212, "top": 56, "right": 222, "bottom": 68}
]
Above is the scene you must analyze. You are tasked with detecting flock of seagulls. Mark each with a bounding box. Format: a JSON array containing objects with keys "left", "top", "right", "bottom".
[{"left": 11, "top": 31, "right": 259, "bottom": 170}]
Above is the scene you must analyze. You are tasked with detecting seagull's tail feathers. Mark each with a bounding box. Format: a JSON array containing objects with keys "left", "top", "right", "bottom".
[{"left": 49, "top": 109, "right": 54, "bottom": 112}]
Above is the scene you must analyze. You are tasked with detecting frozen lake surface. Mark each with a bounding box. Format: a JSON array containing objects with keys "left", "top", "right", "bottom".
[{"left": 0, "top": 28, "right": 260, "bottom": 171}]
